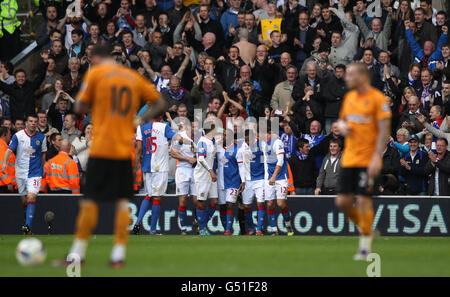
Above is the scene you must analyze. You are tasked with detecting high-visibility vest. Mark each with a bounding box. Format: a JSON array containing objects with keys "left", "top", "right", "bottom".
[
  {"left": 0, "top": 138, "right": 15, "bottom": 187},
  {"left": 1, "top": 0, "right": 21, "bottom": 35},
  {"left": 42, "top": 152, "right": 80, "bottom": 194},
  {"left": 287, "top": 164, "right": 295, "bottom": 193}
]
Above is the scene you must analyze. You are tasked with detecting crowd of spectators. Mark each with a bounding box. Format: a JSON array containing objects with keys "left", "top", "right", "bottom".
[{"left": 1, "top": 0, "right": 450, "bottom": 196}]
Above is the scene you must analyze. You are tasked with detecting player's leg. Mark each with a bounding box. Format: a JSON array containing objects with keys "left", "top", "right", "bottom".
[
  {"left": 134, "top": 172, "right": 152, "bottom": 233},
  {"left": 178, "top": 194, "right": 189, "bottom": 234},
  {"left": 265, "top": 181, "right": 277, "bottom": 234},
  {"left": 111, "top": 198, "right": 131, "bottom": 266},
  {"left": 335, "top": 194, "right": 359, "bottom": 226},
  {"left": 69, "top": 198, "right": 99, "bottom": 262},
  {"left": 218, "top": 189, "right": 227, "bottom": 231},
  {"left": 224, "top": 188, "right": 238, "bottom": 235},
  {"left": 205, "top": 182, "right": 218, "bottom": 223},
  {"left": 255, "top": 182, "right": 266, "bottom": 235},
  {"left": 176, "top": 169, "right": 190, "bottom": 234},
  {"left": 335, "top": 168, "right": 361, "bottom": 227},
  {"left": 22, "top": 177, "right": 41, "bottom": 234},
  {"left": 275, "top": 180, "right": 293, "bottom": 236},
  {"left": 195, "top": 182, "right": 208, "bottom": 235},
  {"left": 150, "top": 172, "right": 168, "bottom": 235},
  {"left": 242, "top": 184, "right": 256, "bottom": 235},
  {"left": 354, "top": 195, "right": 375, "bottom": 259}
]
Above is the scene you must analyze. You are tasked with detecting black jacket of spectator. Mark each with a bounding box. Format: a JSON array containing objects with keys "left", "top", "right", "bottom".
[
  {"left": 215, "top": 57, "right": 246, "bottom": 90},
  {"left": 166, "top": 6, "right": 189, "bottom": 30},
  {"left": 414, "top": 21, "right": 438, "bottom": 47},
  {"left": 287, "top": 25, "right": 317, "bottom": 60},
  {"left": 199, "top": 19, "right": 225, "bottom": 47},
  {"left": 186, "top": 30, "right": 223, "bottom": 60},
  {"left": 138, "top": 6, "right": 163, "bottom": 28},
  {"left": 251, "top": 59, "right": 278, "bottom": 100},
  {"left": 397, "top": 109, "right": 428, "bottom": 134},
  {"left": 424, "top": 150, "right": 450, "bottom": 196},
  {"left": 292, "top": 74, "right": 324, "bottom": 106},
  {"left": 400, "top": 149, "right": 429, "bottom": 194},
  {"left": 288, "top": 153, "right": 318, "bottom": 188},
  {"left": 321, "top": 73, "right": 347, "bottom": 118},
  {"left": 243, "top": 90, "right": 268, "bottom": 119},
  {"left": 382, "top": 145, "right": 401, "bottom": 177},
  {"left": 316, "top": 16, "right": 343, "bottom": 44},
  {"left": 47, "top": 102, "right": 74, "bottom": 132},
  {"left": 291, "top": 100, "right": 324, "bottom": 134},
  {"left": 0, "top": 64, "right": 47, "bottom": 122}
]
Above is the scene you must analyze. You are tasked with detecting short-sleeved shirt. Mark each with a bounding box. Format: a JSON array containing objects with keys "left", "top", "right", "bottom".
[
  {"left": 136, "top": 121, "right": 176, "bottom": 173},
  {"left": 339, "top": 87, "right": 392, "bottom": 168},
  {"left": 77, "top": 62, "right": 160, "bottom": 160},
  {"left": 8, "top": 130, "right": 47, "bottom": 179}
]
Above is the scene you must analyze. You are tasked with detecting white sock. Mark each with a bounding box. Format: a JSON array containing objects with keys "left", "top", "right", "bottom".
[
  {"left": 69, "top": 239, "right": 88, "bottom": 260},
  {"left": 111, "top": 244, "right": 126, "bottom": 262},
  {"left": 359, "top": 235, "right": 372, "bottom": 252}
]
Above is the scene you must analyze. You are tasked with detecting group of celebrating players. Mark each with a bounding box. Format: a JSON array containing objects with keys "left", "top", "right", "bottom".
[{"left": 131, "top": 115, "right": 295, "bottom": 237}]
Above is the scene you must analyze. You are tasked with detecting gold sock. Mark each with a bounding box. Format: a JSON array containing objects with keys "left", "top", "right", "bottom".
[
  {"left": 75, "top": 203, "right": 99, "bottom": 240},
  {"left": 114, "top": 209, "right": 130, "bottom": 245}
]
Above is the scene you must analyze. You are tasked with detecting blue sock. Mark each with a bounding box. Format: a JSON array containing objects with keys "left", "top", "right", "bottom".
[
  {"left": 150, "top": 200, "right": 161, "bottom": 232},
  {"left": 196, "top": 208, "right": 206, "bottom": 230},
  {"left": 220, "top": 213, "right": 227, "bottom": 230},
  {"left": 268, "top": 209, "right": 277, "bottom": 228},
  {"left": 245, "top": 210, "right": 255, "bottom": 230},
  {"left": 226, "top": 211, "right": 233, "bottom": 232},
  {"left": 137, "top": 197, "right": 151, "bottom": 225},
  {"left": 282, "top": 210, "right": 292, "bottom": 223},
  {"left": 206, "top": 204, "right": 216, "bottom": 223},
  {"left": 26, "top": 202, "right": 36, "bottom": 228},
  {"left": 257, "top": 208, "right": 266, "bottom": 231},
  {"left": 178, "top": 206, "right": 187, "bottom": 230}
]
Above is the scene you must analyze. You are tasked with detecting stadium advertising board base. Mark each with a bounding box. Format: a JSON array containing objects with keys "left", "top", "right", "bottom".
[{"left": 0, "top": 195, "right": 448, "bottom": 236}]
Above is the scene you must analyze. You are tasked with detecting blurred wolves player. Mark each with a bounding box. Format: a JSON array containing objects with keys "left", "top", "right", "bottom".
[
  {"left": 222, "top": 129, "right": 244, "bottom": 235},
  {"left": 65, "top": 45, "right": 166, "bottom": 267},
  {"left": 262, "top": 121, "right": 294, "bottom": 236},
  {"left": 336, "top": 62, "right": 391, "bottom": 260},
  {"left": 239, "top": 128, "right": 265, "bottom": 235},
  {"left": 194, "top": 119, "right": 218, "bottom": 236},
  {"left": 133, "top": 115, "right": 186, "bottom": 235},
  {"left": 170, "top": 121, "right": 198, "bottom": 235},
  {"left": 2, "top": 114, "right": 47, "bottom": 235}
]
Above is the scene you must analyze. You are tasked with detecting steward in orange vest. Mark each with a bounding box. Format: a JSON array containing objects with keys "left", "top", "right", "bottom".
[
  {"left": 41, "top": 139, "right": 80, "bottom": 194},
  {"left": 0, "top": 126, "right": 16, "bottom": 192}
]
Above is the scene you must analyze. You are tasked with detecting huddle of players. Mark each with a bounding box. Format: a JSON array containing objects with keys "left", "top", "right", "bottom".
[{"left": 132, "top": 118, "right": 294, "bottom": 236}]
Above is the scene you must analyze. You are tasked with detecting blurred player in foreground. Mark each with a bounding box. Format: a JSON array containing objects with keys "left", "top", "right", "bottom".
[
  {"left": 336, "top": 63, "right": 391, "bottom": 260},
  {"left": 62, "top": 45, "right": 166, "bottom": 267}
]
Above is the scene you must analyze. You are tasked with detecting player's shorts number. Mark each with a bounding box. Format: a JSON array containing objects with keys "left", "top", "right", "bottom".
[{"left": 111, "top": 86, "right": 132, "bottom": 116}]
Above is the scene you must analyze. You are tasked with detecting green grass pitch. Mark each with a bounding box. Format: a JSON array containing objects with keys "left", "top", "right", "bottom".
[{"left": 1, "top": 235, "right": 449, "bottom": 277}]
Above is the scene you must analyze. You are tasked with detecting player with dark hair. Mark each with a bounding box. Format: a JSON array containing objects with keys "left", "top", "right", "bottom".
[
  {"left": 336, "top": 62, "right": 391, "bottom": 260},
  {"left": 262, "top": 120, "right": 294, "bottom": 236},
  {"left": 2, "top": 114, "right": 47, "bottom": 235},
  {"left": 62, "top": 44, "right": 166, "bottom": 267}
]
